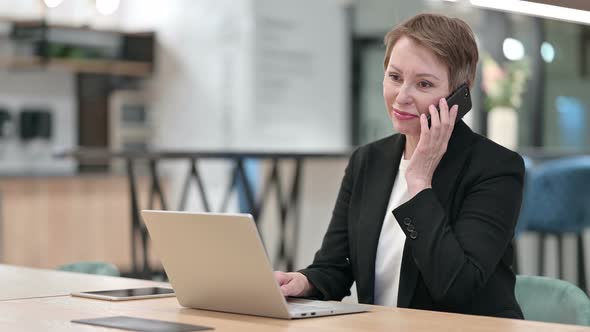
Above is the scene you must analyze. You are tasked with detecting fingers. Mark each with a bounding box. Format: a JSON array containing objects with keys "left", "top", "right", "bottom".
[
  {"left": 440, "top": 98, "right": 460, "bottom": 131},
  {"left": 430, "top": 100, "right": 442, "bottom": 129},
  {"left": 274, "top": 271, "right": 289, "bottom": 283},
  {"left": 280, "top": 284, "right": 294, "bottom": 296},
  {"left": 274, "top": 271, "right": 294, "bottom": 296},
  {"left": 428, "top": 103, "right": 441, "bottom": 143},
  {"left": 417, "top": 98, "right": 455, "bottom": 157},
  {"left": 439, "top": 97, "right": 449, "bottom": 126},
  {"left": 433, "top": 98, "right": 456, "bottom": 143},
  {"left": 419, "top": 113, "right": 430, "bottom": 146},
  {"left": 275, "top": 271, "right": 304, "bottom": 297},
  {"left": 449, "top": 104, "right": 458, "bottom": 126}
]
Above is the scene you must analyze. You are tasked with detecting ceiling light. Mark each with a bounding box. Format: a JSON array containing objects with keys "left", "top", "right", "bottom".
[
  {"left": 44, "top": 0, "right": 63, "bottom": 8},
  {"left": 540, "top": 42, "right": 555, "bottom": 63},
  {"left": 503, "top": 38, "right": 525, "bottom": 61},
  {"left": 96, "top": 0, "right": 120, "bottom": 16},
  {"left": 470, "top": 0, "right": 590, "bottom": 25}
]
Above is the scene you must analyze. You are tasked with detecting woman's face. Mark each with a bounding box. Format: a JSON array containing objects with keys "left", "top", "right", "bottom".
[{"left": 383, "top": 36, "right": 451, "bottom": 137}]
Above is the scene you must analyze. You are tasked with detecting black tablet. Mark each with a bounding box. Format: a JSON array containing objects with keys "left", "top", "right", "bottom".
[
  {"left": 71, "top": 316, "right": 213, "bottom": 331},
  {"left": 71, "top": 287, "right": 175, "bottom": 301}
]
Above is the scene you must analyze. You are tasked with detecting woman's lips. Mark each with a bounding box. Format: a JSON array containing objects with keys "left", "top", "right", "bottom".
[{"left": 392, "top": 108, "right": 419, "bottom": 121}]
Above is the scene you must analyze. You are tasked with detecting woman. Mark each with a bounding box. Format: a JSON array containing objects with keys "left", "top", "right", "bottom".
[{"left": 275, "top": 13, "right": 524, "bottom": 318}]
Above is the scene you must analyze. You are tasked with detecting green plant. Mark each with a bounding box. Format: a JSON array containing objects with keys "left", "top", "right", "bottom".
[{"left": 482, "top": 53, "right": 530, "bottom": 111}]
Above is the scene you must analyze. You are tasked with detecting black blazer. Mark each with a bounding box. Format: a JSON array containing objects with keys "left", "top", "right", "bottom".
[{"left": 299, "top": 121, "right": 525, "bottom": 319}]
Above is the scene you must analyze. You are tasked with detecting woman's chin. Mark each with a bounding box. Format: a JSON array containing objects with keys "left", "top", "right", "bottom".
[{"left": 393, "top": 122, "right": 420, "bottom": 136}]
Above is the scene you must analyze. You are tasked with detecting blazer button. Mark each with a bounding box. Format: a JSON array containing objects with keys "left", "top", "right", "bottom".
[
  {"left": 407, "top": 224, "right": 415, "bottom": 232},
  {"left": 410, "top": 231, "right": 418, "bottom": 239},
  {"left": 403, "top": 217, "right": 412, "bottom": 226}
]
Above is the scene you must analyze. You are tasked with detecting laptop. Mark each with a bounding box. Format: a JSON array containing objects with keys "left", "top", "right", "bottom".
[{"left": 141, "top": 210, "right": 369, "bottom": 319}]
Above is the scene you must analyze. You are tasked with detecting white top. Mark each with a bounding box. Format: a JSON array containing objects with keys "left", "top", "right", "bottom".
[{"left": 374, "top": 156, "right": 410, "bottom": 307}]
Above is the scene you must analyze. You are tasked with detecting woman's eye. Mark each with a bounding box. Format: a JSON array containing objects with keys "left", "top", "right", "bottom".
[
  {"left": 418, "top": 81, "right": 433, "bottom": 88},
  {"left": 388, "top": 73, "right": 401, "bottom": 81}
]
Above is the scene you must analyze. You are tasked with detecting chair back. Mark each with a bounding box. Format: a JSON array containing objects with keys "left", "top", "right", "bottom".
[
  {"left": 519, "top": 156, "right": 590, "bottom": 233},
  {"left": 56, "top": 261, "right": 120, "bottom": 277},
  {"left": 515, "top": 275, "right": 590, "bottom": 326}
]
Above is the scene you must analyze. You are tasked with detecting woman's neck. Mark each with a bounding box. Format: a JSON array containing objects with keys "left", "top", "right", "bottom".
[{"left": 404, "top": 134, "right": 419, "bottom": 160}]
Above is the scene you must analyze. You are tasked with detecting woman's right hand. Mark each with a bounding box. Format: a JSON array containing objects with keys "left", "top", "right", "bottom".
[{"left": 274, "top": 271, "right": 314, "bottom": 297}]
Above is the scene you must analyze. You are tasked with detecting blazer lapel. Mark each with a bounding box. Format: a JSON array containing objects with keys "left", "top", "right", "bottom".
[
  {"left": 356, "top": 134, "right": 405, "bottom": 304},
  {"left": 397, "top": 121, "right": 475, "bottom": 308}
]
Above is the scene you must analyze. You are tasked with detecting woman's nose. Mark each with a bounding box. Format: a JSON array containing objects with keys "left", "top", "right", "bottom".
[{"left": 395, "top": 84, "right": 413, "bottom": 105}]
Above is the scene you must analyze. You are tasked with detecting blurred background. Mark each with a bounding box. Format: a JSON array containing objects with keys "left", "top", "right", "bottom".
[{"left": 0, "top": 0, "right": 589, "bottom": 299}]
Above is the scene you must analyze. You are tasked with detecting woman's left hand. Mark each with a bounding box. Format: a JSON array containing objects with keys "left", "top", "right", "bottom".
[{"left": 405, "top": 97, "right": 458, "bottom": 198}]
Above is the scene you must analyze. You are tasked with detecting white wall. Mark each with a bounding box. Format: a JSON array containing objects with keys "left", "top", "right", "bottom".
[
  {"left": 119, "top": 0, "right": 349, "bottom": 151},
  {"left": 0, "top": 71, "right": 76, "bottom": 175},
  {"left": 0, "top": 1, "right": 76, "bottom": 174},
  {"left": 0, "top": 0, "right": 42, "bottom": 20},
  {"left": 241, "top": 0, "right": 349, "bottom": 150},
  {"left": 353, "top": 0, "right": 427, "bottom": 36}
]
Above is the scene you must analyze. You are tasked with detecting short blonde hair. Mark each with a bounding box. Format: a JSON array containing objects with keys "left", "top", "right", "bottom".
[{"left": 383, "top": 13, "right": 479, "bottom": 90}]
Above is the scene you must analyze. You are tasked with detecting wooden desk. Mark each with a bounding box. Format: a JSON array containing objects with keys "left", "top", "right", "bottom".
[
  {"left": 2, "top": 296, "right": 590, "bottom": 332},
  {"left": 0, "top": 264, "right": 167, "bottom": 301},
  {"left": 1, "top": 265, "right": 589, "bottom": 331}
]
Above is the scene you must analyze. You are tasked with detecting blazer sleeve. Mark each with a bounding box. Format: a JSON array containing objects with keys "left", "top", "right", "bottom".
[
  {"left": 297, "top": 148, "right": 361, "bottom": 301},
  {"left": 392, "top": 150, "right": 525, "bottom": 306}
]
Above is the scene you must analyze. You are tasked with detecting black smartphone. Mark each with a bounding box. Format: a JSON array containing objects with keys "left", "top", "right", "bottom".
[{"left": 427, "top": 83, "right": 472, "bottom": 128}]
